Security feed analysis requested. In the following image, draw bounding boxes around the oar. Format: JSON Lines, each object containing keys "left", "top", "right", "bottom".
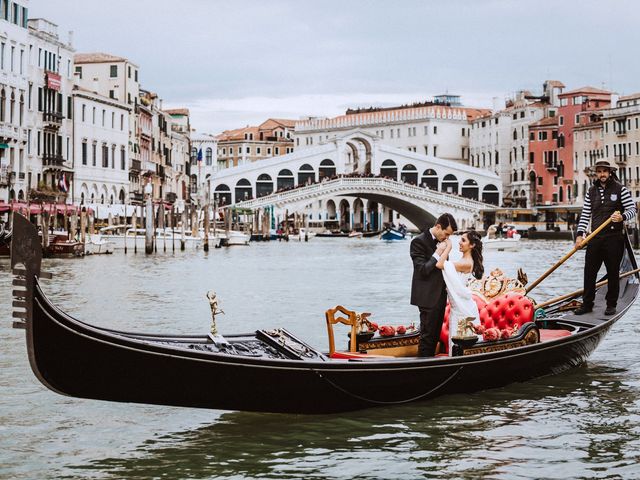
{"left": 525, "top": 215, "right": 616, "bottom": 294}
{"left": 535, "top": 267, "right": 640, "bottom": 310}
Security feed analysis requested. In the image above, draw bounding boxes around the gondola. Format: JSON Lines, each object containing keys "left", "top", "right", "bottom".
{"left": 9, "top": 212, "right": 639, "bottom": 414}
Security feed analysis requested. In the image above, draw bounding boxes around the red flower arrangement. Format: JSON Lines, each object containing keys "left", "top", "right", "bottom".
{"left": 473, "top": 323, "right": 520, "bottom": 342}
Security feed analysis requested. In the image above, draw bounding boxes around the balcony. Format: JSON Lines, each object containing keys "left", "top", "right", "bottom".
{"left": 42, "top": 153, "right": 65, "bottom": 168}
{"left": 545, "top": 161, "right": 558, "bottom": 172}
{"left": 165, "top": 192, "right": 177, "bottom": 203}
{"left": 616, "top": 129, "right": 627, "bottom": 137}
{"left": 614, "top": 154, "right": 628, "bottom": 164}
{"left": 130, "top": 159, "right": 141, "bottom": 172}
{"left": 129, "top": 191, "right": 144, "bottom": 203}
{"left": 42, "top": 111, "right": 63, "bottom": 128}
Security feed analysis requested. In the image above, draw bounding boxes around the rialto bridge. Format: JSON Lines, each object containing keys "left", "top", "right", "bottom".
{"left": 210, "top": 130, "right": 501, "bottom": 231}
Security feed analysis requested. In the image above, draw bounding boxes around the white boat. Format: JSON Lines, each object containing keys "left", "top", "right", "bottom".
{"left": 348, "top": 231, "right": 363, "bottom": 238}
{"left": 483, "top": 224, "right": 522, "bottom": 251}
{"left": 222, "top": 230, "right": 250, "bottom": 246}
{"left": 84, "top": 234, "right": 115, "bottom": 255}
{"left": 98, "top": 226, "right": 205, "bottom": 250}
{"left": 296, "top": 228, "right": 316, "bottom": 241}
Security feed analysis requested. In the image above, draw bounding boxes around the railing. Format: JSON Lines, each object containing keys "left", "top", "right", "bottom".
{"left": 43, "top": 111, "right": 63, "bottom": 126}
{"left": 616, "top": 129, "right": 627, "bottom": 137}
{"left": 235, "top": 176, "right": 492, "bottom": 211}
{"left": 545, "top": 161, "right": 558, "bottom": 171}
{"left": 130, "top": 159, "right": 142, "bottom": 171}
{"left": 42, "top": 153, "right": 65, "bottom": 167}
{"left": 615, "top": 154, "right": 628, "bottom": 164}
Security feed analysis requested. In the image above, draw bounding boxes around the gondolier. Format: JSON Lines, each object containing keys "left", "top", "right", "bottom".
{"left": 574, "top": 160, "right": 637, "bottom": 315}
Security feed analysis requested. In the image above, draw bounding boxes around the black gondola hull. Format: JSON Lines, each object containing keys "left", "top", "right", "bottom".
{"left": 28, "top": 282, "right": 623, "bottom": 414}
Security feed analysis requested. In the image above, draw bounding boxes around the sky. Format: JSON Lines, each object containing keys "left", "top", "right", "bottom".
{"left": 29, "top": 0, "right": 640, "bottom": 134}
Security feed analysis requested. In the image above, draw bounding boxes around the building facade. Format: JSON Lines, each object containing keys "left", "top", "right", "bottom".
{"left": 71, "top": 87, "right": 130, "bottom": 205}
{"left": 0, "top": 0, "right": 30, "bottom": 202}
{"left": 216, "top": 118, "right": 295, "bottom": 169}
{"left": 294, "top": 97, "right": 489, "bottom": 167}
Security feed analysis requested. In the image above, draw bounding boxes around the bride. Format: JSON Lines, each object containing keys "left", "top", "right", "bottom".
{"left": 435, "top": 231, "right": 484, "bottom": 355}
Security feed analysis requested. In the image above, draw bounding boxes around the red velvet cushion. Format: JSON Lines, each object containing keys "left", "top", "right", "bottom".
{"left": 440, "top": 294, "right": 487, "bottom": 353}
{"left": 480, "top": 292, "right": 534, "bottom": 330}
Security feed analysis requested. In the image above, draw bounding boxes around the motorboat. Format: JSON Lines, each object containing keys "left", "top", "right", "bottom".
{"left": 98, "top": 226, "right": 205, "bottom": 250}
{"left": 9, "top": 212, "right": 639, "bottom": 414}
{"left": 380, "top": 225, "right": 407, "bottom": 241}
{"left": 220, "top": 230, "right": 250, "bottom": 246}
{"left": 84, "top": 234, "right": 115, "bottom": 255}
{"left": 484, "top": 223, "right": 522, "bottom": 251}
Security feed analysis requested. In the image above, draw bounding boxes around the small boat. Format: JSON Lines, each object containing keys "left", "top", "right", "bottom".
{"left": 221, "top": 230, "right": 250, "bottom": 246}
{"left": 84, "top": 234, "right": 115, "bottom": 255}
{"left": 484, "top": 224, "right": 522, "bottom": 251}
{"left": 98, "top": 226, "right": 205, "bottom": 250}
{"left": 348, "top": 231, "right": 363, "bottom": 239}
{"left": 380, "top": 225, "right": 407, "bottom": 241}
{"left": 316, "top": 230, "right": 349, "bottom": 238}
{"left": 9, "top": 212, "right": 639, "bottom": 414}
{"left": 45, "top": 233, "right": 84, "bottom": 258}
{"left": 362, "top": 230, "right": 382, "bottom": 238}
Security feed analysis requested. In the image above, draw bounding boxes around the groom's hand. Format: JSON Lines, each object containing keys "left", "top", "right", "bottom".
{"left": 435, "top": 242, "right": 446, "bottom": 256}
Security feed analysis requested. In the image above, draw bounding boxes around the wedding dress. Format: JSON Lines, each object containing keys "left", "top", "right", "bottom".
{"left": 442, "top": 260, "right": 480, "bottom": 355}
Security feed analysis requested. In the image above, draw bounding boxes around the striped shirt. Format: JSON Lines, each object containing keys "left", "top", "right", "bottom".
{"left": 576, "top": 183, "right": 636, "bottom": 236}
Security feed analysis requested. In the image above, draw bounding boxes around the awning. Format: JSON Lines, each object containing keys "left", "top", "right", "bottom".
{"left": 0, "top": 143, "right": 9, "bottom": 149}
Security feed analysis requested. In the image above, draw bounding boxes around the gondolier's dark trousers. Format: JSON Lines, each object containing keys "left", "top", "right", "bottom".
{"left": 583, "top": 233, "right": 625, "bottom": 308}
{"left": 418, "top": 292, "right": 447, "bottom": 357}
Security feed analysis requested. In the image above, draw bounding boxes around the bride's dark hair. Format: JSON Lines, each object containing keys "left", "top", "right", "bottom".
{"left": 464, "top": 231, "right": 484, "bottom": 279}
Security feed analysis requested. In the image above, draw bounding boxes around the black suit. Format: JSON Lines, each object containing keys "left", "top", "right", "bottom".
{"left": 410, "top": 231, "right": 447, "bottom": 356}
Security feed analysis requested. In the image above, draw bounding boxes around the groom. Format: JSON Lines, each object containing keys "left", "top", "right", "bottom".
{"left": 410, "top": 213, "right": 457, "bottom": 357}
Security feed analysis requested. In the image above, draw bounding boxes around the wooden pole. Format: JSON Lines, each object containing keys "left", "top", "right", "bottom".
{"left": 203, "top": 203, "right": 210, "bottom": 252}
{"left": 181, "top": 207, "right": 186, "bottom": 251}
{"left": 145, "top": 195, "right": 154, "bottom": 255}
{"left": 535, "top": 268, "right": 640, "bottom": 310}
{"left": 525, "top": 216, "right": 616, "bottom": 294}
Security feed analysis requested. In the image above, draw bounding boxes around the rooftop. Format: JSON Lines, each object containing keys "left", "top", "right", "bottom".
{"left": 74, "top": 52, "right": 132, "bottom": 65}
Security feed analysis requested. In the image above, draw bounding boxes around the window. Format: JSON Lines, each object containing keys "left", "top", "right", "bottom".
{"left": 92, "top": 107, "right": 96, "bottom": 124}
{"left": 275, "top": 147, "right": 280, "bottom": 155}
{"left": 92, "top": 143, "right": 97, "bottom": 166}
{"left": 575, "top": 114, "right": 580, "bottom": 125}
{"left": 128, "top": 65, "right": 131, "bottom": 78}
{"left": 82, "top": 141, "right": 87, "bottom": 165}
{"left": 111, "top": 145, "right": 116, "bottom": 168}
{"left": 120, "top": 114, "right": 124, "bottom": 130}
{"left": 82, "top": 104, "right": 86, "bottom": 121}
{"left": 102, "top": 144, "right": 109, "bottom": 167}
{"left": 134, "top": 70, "right": 138, "bottom": 82}
{"left": 433, "top": 126, "right": 438, "bottom": 135}
{"left": 462, "top": 127, "right": 466, "bottom": 137}
{"left": 559, "top": 116, "right": 564, "bottom": 126}
{"left": 110, "top": 65, "right": 118, "bottom": 77}
{"left": 67, "top": 96, "right": 72, "bottom": 119}
{"left": 520, "top": 111, "right": 525, "bottom": 118}
{"left": 102, "top": 109, "right": 105, "bottom": 127}
{"left": 529, "top": 152, "right": 534, "bottom": 164}
{"left": 121, "top": 146, "right": 125, "bottom": 169}
{"left": 0, "top": 42, "right": 4, "bottom": 70}
{"left": 433, "top": 146, "right": 437, "bottom": 156}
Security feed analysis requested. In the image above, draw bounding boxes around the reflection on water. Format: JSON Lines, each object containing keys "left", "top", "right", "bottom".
{"left": 1, "top": 239, "right": 640, "bottom": 479}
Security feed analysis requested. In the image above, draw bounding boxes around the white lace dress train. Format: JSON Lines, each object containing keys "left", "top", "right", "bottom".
{"left": 442, "top": 261, "right": 480, "bottom": 355}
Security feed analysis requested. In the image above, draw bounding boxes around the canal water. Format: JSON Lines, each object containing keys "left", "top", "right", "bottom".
{"left": 1, "top": 238, "right": 640, "bottom": 479}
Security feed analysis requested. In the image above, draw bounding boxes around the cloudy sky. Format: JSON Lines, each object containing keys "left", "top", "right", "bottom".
{"left": 30, "top": 0, "right": 640, "bottom": 134}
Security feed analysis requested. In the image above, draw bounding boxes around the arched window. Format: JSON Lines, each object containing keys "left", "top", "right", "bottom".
{"left": 214, "top": 183, "right": 232, "bottom": 206}
{"left": 256, "top": 173, "right": 273, "bottom": 198}
{"left": 297, "top": 164, "right": 315, "bottom": 185}
{"left": 442, "top": 174, "right": 458, "bottom": 194}
{"left": 380, "top": 159, "right": 397, "bottom": 180}
{"left": 461, "top": 179, "right": 479, "bottom": 200}
{"left": 234, "top": 178, "right": 252, "bottom": 202}
{"left": 400, "top": 164, "right": 418, "bottom": 185}
{"left": 482, "top": 184, "right": 499, "bottom": 205}
{"left": 277, "top": 169, "right": 295, "bottom": 190}
{"left": 319, "top": 159, "right": 336, "bottom": 180}
{"left": 19, "top": 94, "right": 24, "bottom": 126}
{"left": 9, "top": 91, "right": 15, "bottom": 123}
{"left": 421, "top": 169, "right": 438, "bottom": 190}
{"left": 513, "top": 129, "right": 517, "bottom": 140}
{"left": 205, "top": 147, "right": 213, "bottom": 166}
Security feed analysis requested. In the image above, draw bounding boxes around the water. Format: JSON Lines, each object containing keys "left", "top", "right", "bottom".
{"left": 2, "top": 238, "right": 640, "bottom": 479}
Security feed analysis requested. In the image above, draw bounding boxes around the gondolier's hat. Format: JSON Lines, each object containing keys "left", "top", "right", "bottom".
{"left": 594, "top": 160, "right": 616, "bottom": 171}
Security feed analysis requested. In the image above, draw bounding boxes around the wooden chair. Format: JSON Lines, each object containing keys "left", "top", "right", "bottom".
{"left": 325, "top": 305, "right": 358, "bottom": 356}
